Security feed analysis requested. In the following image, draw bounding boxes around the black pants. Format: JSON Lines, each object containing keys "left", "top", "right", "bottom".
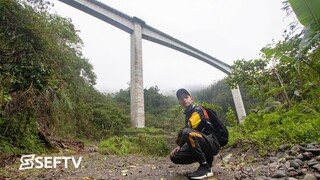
{"left": 170, "top": 128, "right": 220, "bottom": 164}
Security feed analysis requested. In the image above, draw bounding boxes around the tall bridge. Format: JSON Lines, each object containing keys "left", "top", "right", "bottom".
{"left": 58, "top": 0, "right": 247, "bottom": 126}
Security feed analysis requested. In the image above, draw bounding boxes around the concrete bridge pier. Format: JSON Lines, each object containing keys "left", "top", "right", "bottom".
{"left": 130, "top": 17, "right": 145, "bottom": 128}
{"left": 231, "top": 85, "right": 246, "bottom": 123}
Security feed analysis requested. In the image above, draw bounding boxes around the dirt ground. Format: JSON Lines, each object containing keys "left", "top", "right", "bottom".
{"left": 0, "top": 140, "right": 282, "bottom": 180}
{"left": 1, "top": 148, "right": 237, "bottom": 180}
{"left": 1, "top": 152, "right": 236, "bottom": 180}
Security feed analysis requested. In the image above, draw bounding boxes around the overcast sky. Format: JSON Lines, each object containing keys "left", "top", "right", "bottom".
{"left": 49, "top": 0, "right": 293, "bottom": 94}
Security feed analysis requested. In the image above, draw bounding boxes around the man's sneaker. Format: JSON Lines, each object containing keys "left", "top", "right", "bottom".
{"left": 188, "top": 163, "right": 213, "bottom": 179}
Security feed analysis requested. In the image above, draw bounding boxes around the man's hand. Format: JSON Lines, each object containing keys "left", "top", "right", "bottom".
{"left": 170, "top": 146, "right": 181, "bottom": 157}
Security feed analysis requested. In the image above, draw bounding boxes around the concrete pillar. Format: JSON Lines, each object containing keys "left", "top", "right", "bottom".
{"left": 130, "top": 17, "right": 145, "bottom": 128}
{"left": 231, "top": 85, "right": 246, "bottom": 123}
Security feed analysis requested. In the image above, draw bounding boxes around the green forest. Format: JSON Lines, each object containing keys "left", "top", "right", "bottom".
{"left": 0, "top": 0, "right": 319, "bottom": 158}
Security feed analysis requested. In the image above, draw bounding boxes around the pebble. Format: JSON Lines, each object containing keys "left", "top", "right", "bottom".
{"left": 271, "top": 170, "right": 287, "bottom": 178}
{"left": 302, "top": 152, "right": 314, "bottom": 160}
{"left": 306, "top": 149, "right": 320, "bottom": 156}
{"left": 297, "top": 154, "right": 304, "bottom": 160}
{"left": 312, "top": 164, "right": 320, "bottom": 172}
{"left": 269, "top": 156, "right": 279, "bottom": 163}
{"left": 269, "top": 162, "right": 278, "bottom": 170}
{"left": 288, "top": 170, "right": 299, "bottom": 177}
{"left": 289, "top": 160, "right": 300, "bottom": 169}
{"left": 307, "top": 159, "right": 318, "bottom": 167}
{"left": 306, "top": 144, "right": 316, "bottom": 149}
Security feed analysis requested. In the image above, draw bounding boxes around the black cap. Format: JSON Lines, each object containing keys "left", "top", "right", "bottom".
{"left": 176, "top": 88, "right": 191, "bottom": 99}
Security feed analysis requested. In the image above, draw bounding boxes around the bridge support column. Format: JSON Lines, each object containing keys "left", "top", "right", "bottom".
{"left": 130, "top": 17, "right": 145, "bottom": 128}
{"left": 231, "top": 85, "right": 246, "bottom": 123}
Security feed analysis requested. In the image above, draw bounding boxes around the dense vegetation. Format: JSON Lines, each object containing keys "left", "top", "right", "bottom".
{"left": 0, "top": 0, "right": 128, "bottom": 153}
{"left": 0, "top": 0, "right": 319, "bottom": 157}
{"left": 0, "top": 0, "right": 180, "bottom": 155}
{"left": 225, "top": 0, "right": 320, "bottom": 153}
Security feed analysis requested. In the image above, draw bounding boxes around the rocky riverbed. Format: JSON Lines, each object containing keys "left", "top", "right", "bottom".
{"left": 221, "top": 141, "right": 320, "bottom": 179}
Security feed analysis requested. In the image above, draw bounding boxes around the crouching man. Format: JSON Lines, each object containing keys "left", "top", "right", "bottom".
{"left": 170, "top": 88, "right": 220, "bottom": 179}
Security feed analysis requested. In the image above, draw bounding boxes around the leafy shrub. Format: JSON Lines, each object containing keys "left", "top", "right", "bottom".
{"left": 98, "top": 133, "right": 170, "bottom": 156}
{"left": 229, "top": 104, "right": 320, "bottom": 154}
{"left": 98, "top": 136, "right": 134, "bottom": 155}
{"left": 133, "top": 134, "right": 170, "bottom": 156}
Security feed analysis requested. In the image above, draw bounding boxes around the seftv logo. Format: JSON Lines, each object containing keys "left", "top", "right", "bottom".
{"left": 19, "top": 154, "right": 82, "bottom": 170}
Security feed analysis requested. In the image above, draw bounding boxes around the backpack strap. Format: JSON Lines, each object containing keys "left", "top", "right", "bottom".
{"left": 198, "top": 105, "right": 209, "bottom": 120}
{"left": 197, "top": 105, "right": 216, "bottom": 135}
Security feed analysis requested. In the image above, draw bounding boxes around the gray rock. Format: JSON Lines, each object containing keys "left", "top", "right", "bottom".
{"left": 312, "top": 164, "right": 320, "bottom": 172}
{"left": 303, "top": 152, "right": 314, "bottom": 160}
{"left": 291, "top": 145, "right": 305, "bottom": 154}
{"left": 279, "top": 163, "right": 288, "bottom": 170}
{"left": 294, "top": 158, "right": 303, "bottom": 165}
{"left": 285, "top": 156, "right": 296, "bottom": 160}
{"left": 306, "top": 144, "right": 316, "bottom": 149}
{"left": 288, "top": 170, "right": 299, "bottom": 177}
{"left": 303, "top": 173, "right": 317, "bottom": 180}
{"left": 269, "top": 156, "right": 279, "bottom": 163}
{"left": 307, "top": 159, "right": 318, "bottom": 167}
{"left": 297, "top": 153, "right": 304, "bottom": 160}
{"left": 305, "top": 148, "right": 320, "bottom": 156}
{"left": 276, "top": 151, "right": 287, "bottom": 158}
{"left": 289, "top": 160, "right": 300, "bottom": 169}
{"left": 288, "top": 167, "right": 295, "bottom": 171}
{"left": 271, "top": 170, "right": 287, "bottom": 178}
{"left": 269, "top": 162, "right": 278, "bottom": 170}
